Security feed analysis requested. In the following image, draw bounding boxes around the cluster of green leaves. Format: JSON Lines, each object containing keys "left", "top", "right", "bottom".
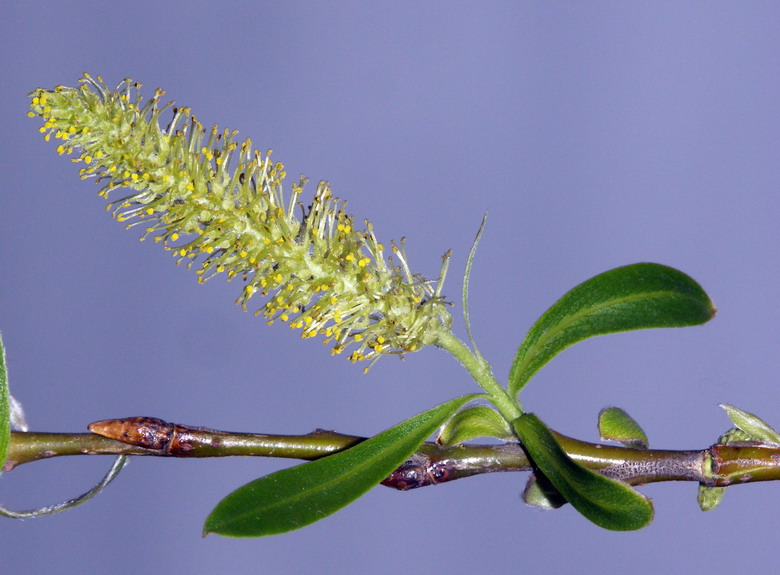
{"left": 204, "top": 262, "right": 715, "bottom": 536}
{"left": 504, "top": 263, "right": 713, "bottom": 530}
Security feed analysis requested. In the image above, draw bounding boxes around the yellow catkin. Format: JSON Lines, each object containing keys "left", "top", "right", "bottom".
{"left": 28, "top": 74, "right": 453, "bottom": 366}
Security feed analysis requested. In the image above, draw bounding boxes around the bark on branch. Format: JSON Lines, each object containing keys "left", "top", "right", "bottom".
{"left": 5, "top": 416, "right": 780, "bottom": 491}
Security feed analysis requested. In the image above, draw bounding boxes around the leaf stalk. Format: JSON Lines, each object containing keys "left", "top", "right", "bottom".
{"left": 434, "top": 329, "right": 523, "bottom": 421}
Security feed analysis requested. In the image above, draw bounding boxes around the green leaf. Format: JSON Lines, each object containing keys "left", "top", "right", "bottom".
{"left": 719, "top": 404, "right": 780, "bottom": 444}
{"left": 697, "top": 484, "right": 727, "bottom": 512}
{"left": 598, "top": 407, "right": 649, "bottom": 449}
{"left": 0, "top": 334, "right": 10, "bottom": 471}
{"left": 508, "top": 263, "right": 715, "bottom": 396}
{"left": 204, "top": 394, "right": 479, "bottom": 537}
{"left": 436, "top": 405, "right": 513, "bottom": 446}
{"left": 522, "top": 473, "right": 568, "bottom": 510}
{"left": 512, "top": 413, "right": 654, "bottom": 531}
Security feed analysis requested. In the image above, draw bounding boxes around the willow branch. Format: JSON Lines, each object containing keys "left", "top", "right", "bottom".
{"left": 5, "top": 417, "right": 780, "bottom": 490}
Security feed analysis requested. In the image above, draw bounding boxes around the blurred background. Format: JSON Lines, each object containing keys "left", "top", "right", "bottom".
{"left": 1, "top": 2, "right": 779, "bottom": 573}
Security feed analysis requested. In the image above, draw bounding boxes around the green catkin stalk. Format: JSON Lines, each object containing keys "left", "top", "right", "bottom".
{"left": 29, "top": 74, "right": 452, "bottom": 369}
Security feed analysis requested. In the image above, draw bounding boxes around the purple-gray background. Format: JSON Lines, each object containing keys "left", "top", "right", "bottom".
{"left": 2, "top": 2, "right": 779, "bottom": 573}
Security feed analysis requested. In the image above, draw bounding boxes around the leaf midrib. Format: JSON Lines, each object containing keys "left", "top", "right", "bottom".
{"left": 515, "top": 287, "right": 699, "bottom": 389}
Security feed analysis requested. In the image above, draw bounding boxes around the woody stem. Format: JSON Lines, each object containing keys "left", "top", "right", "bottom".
{"left": 7, "top": 424, "right": 780, "bottom": 490}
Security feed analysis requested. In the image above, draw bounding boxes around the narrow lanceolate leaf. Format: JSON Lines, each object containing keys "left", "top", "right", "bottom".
{"left": 436, "top": 405, "right": 513, "bottom": 446}
{"left": 598, "top": 407, "right": 649, "bottom": 449}
{"left": 512, "top": 413, "right": 654, "bottom": 531}
{"left": 0, "top": 334, "right": 10, "bottom": 471}
{"left": 204, "top": 394, "right": 478, "bottom": 537}
{"left": 508, "top": 263, "right": 715, "bottom": 396}
{"left": 462, "top": 213, "right": 488, "bottom": 360}
{"left": 719, "top": 404, "right": 780, "bottom": 444}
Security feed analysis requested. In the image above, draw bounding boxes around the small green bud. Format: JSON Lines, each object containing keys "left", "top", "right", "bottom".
{"left": 598, "top": 406, "right": 649, "bottom": 449}
{"left": 697, "top": 427, "right": 751, "bottom": 512}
